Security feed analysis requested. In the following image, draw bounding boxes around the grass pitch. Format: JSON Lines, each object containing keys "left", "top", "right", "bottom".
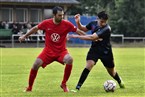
{"left": 0, "top": 47, "right": 144, "bottom": 97}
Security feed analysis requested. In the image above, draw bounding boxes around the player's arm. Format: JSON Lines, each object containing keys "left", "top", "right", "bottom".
{"left": 19, "top": 25, "right": 39, "bottom": 42}
{"left": 74, "top": 14, "right": 88, "bottom": 32}
{"left": 70, "top": 26, "right": 110, "bottom": 41}
{"left": 69, "top": 33, "right": 99, "bottom": 41}
{"left": 75, "top": 28, "right": 86, "bottom": 35}
{"left": 67, "top": 28, "right": 86, "bottom": 41}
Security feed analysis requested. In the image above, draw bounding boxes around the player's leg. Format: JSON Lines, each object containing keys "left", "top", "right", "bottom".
{"left": 62, "top": 54, "right": 73, "bottom": 84}
{"left": 76, "top": 60, "right": 95, "bottom": 90}
{"left": 105, "top": 67, "right": 125, "bottom": 88}
{"left": 75, "top": 49, "right": 98, "bottom": 91}
{"left": 106, "top": 66, "right": 125, "bottom": 88}
{"left": 101, "top": 58, "right": 125, "bottom": 88}
{"left": 57, "top": 53, "right": 73, "bottom": 92}
{"left": 25, "top": 58, "right": 43, "bottom": 92}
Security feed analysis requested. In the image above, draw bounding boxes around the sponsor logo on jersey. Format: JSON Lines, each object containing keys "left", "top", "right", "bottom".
{"left": 51, "top": 33, "right": 60, "bottom": 42}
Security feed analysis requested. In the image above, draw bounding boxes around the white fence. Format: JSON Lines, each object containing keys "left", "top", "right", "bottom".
{"left": 11, "top": 34, "right": 45, "bottom": 48}
{"left": 11, "top": 34, "right": 145, "bottom": 48}
{"left": 111, "top": 34, "right": 145, "bottom": 44}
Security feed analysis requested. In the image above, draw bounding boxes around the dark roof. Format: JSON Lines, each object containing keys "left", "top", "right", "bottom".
{"left": 0, "top": 0, "right": 80, "bottom": 4}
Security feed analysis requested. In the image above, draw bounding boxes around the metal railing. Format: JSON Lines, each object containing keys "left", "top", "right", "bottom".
{"left": 11, "top": 34, "right": 45, "bottom": 48}
{"left": 11, "top": 34, "right": 145, "bottom": 48}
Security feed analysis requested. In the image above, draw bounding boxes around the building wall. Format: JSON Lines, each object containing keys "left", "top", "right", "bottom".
{"left": 0, "top": 4, "right": 68, "bottom": 24}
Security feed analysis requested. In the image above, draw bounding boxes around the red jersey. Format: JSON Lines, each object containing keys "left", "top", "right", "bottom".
{"left": 38, "top": 18, "right": 77, "bottom": 53}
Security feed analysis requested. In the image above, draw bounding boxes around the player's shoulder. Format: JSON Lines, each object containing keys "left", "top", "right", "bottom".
{"left": 62, "top": 19, "right": 72, "bottom": 24}
{"left": 89, "top": 20, "right": 97, "bottom": 24}
{"left": 92, "top": 20, "right": 98, "bottom": 23}
{"left": 106, "top": 24, "right": 111, "bottom": 31}
{"left": 42, "top": 18, "right": 53, "bottom": 23}
{"left": 87, "top": 20, "right": 98, "bottom": 27}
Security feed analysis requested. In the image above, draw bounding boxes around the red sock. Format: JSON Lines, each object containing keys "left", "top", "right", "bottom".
{"left": 28, "top": 68, "right": 38, "bottom": 89}
{"left": 62, "top": 64, "right": 72, "bottom": 85}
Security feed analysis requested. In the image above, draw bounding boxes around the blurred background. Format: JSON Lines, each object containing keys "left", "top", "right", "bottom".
{"left": 0, "top": 0, "right": 144, "bottom": 48}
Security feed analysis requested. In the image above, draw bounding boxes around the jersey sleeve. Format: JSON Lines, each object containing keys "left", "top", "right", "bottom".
{"left": 96, "top": 25, "right": 111, "bottom": 38}
{"left": 67, "top": 21, "right": 77, "bottom": 32}
{"left": 86, "top": 22, "right": 93, "bottom": 30}
{"left": 38, "top": 20, "right": 47, "bottom": 30}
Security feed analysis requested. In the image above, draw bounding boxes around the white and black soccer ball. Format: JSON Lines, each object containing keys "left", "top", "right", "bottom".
{"left": 103, "top": 80, "right": 116, "bottom": 92}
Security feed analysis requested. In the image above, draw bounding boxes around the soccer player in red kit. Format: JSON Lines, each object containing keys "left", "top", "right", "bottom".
{"left": 19, "top": 6, "right": 85, "bottom": 92}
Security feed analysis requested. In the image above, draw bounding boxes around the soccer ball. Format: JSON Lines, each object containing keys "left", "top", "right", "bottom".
{"left": 103, "top": 80, "right": 116, "bottom": 92}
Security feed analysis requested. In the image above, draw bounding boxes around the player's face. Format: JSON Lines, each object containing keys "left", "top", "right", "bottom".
{"left": 54, "top": 11, "right": 64, "bottom": 23}
{"left": 98, "top": 19, "right": 107, "bottom": 27}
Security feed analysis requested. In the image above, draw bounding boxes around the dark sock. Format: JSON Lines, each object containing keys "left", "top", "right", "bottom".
{"left": 76, "top": 68, "right": 90, "bottom": 90}
{"left": 113, "top": 72, "right": 121, "bottom": 84}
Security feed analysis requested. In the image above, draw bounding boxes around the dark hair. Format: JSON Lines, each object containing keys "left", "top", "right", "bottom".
{"left": 97, "top": 11, "right": 108, "bottom": 20}
{"left": 52, "top": 6, "right": 63, "bottom": 15}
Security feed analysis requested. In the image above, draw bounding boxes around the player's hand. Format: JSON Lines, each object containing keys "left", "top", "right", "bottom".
{"left": 74, "top": 14, "right": 80, "bottom": 23}
{"left": 66, "top": 34, "right": 70, "bottom": 40}
{"left": 19, "top": 35, "right": 26, "bottom": 42}
{"left": 94, "top": 38, "right": 103, "bottom": 42}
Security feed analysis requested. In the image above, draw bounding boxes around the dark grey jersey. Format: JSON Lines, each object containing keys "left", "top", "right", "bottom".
{"left": 86, "top": 21, "right": 111, "bottom": 49}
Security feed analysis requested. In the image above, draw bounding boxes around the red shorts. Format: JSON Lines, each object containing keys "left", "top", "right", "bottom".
{"left": 37, "top": 48, "right": 68, "bottom": 68}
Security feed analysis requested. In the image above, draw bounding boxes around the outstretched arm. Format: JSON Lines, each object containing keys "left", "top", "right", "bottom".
{"left": 71, "top": 25, "right": 110, "bottom": 41}
{"left": 75, "top": 28, "right": 86, "bottom": 35}
{"left": 19, "top": 26, "right": 39, "bottom": 42}
{"left": 69, "top": 33, "right": 100, "bottom": 41}
{"left": 67, "top": 28, "right": 86, "bottom": 41}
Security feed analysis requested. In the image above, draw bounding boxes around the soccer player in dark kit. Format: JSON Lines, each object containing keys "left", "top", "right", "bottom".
{"left": 19, "top": 6, "right": 85, "bottom": 92}
{"left": 69, "top": 11, "right": 125, "bottom": 91}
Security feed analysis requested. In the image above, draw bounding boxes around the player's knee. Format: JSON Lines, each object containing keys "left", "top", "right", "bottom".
{"left": 86, "top": 64, "right": 94, "bottom": 70}
{"left": 86, "top": 60, "right": 95, "bottom": 70}
{"left": 65, "top": 56, "right": 73, "bottom": 64}
{"left": 32, "top": 63, "right": 41, "bottom": 70}
{"left": 32, "top": 58, "right": 43, "bottom": 70}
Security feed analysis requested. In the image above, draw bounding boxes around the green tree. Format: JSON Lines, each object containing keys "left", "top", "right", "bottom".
{"left": 68, "top": 0, "right": 115, "bottom": 15}
{"left": 109, "top": 0, "right": 145, "bottom": 37}
{"left": 69, "top": 0, "right": 145, "bottom": 37}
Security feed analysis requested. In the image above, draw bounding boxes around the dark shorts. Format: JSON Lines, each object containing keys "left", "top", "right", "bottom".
{"left": 86, "top": 47, "right": 114, "bottom": 68}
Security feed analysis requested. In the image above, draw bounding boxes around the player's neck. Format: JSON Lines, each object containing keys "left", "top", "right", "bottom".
{"left": 53, "top": 18, "right": 61, "bottom": 25}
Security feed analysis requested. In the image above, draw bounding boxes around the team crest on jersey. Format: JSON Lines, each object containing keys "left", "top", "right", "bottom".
{"left": 51, "top": 33, "right": 60, "bottom": 42}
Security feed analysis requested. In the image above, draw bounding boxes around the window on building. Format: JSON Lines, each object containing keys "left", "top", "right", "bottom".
{"left": 15, "top": 8, "right": 27, "bottom": 23}
{"left": 44, "top": 9, "right": 53, "bottom": 19}
{"left": 0, "top": 8, "right": 13, "bottom": 22}
{"left": 30, "top": 9, "right": 42, "bottom": 23}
